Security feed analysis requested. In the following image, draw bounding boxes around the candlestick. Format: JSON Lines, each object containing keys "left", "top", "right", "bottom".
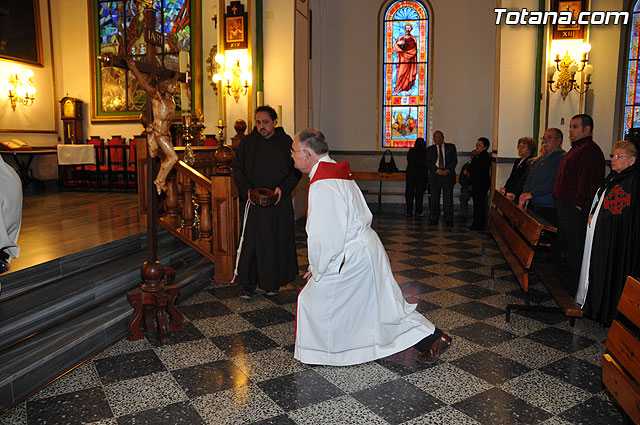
{"left": 277, "top": 105, "right": 282, "bottom": 127}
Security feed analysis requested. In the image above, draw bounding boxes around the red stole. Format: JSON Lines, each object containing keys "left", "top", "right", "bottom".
{"left": 306, "top": 161, "right": 354, "bottom": 219}
{"left": 309, "top": 161, "right": 354, "bottom": 185}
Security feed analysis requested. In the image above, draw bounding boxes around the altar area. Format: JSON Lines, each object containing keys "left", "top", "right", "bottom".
{"left": 4, "top": 191, "right": 143, "bottom": 275}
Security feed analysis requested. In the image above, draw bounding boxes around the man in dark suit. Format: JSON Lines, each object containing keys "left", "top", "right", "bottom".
{"left": 426, "top": 130, "right": 458, "bottom": 226}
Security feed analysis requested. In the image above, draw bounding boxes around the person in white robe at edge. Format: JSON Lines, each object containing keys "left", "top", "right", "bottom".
{"left": 0, "top": 154, "right": 23, "bottom": 276}
{"left": 291, "top": 128, "right": 452, "bottom": 366}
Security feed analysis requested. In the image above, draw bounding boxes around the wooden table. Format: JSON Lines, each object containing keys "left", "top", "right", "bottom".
{"left": 353, "top": 171, "right": 406, "bottom": 211}
{"left": 0, "top": 148, "right": 57, "bottom": 191}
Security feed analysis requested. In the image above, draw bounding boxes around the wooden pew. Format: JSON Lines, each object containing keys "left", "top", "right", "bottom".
{"left": 353, "top": 171, "right": 406, "bottom": 211}
{"left": 353, "top": 171, "right": 459, "bottom": 212}
{"left": 488, "top": 190, "right": 583, "bottom": 325}
{"left": 602, "top": 276, "right": 640, "bottom": 424}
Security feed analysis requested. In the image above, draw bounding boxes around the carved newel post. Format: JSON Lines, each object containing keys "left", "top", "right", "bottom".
{"left": 210, "top": 120, "right": 239, "bottom": 282}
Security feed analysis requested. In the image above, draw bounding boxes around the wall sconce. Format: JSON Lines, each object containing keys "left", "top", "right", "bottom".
{"left": 548, "top": 42, "right": 593, "bottom": 100}
{"left": 211, "top": 52, "right": 251, "bottom": 103}
{"left": 7, "top": 69, "right": 36, "bottom": 110}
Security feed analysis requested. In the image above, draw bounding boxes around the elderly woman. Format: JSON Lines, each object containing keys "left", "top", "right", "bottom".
{"left": 499, "top": 136, "right": 536, "bottom": 202}
{"left": 576, "top": 140, "right": 640, "bottom": 324}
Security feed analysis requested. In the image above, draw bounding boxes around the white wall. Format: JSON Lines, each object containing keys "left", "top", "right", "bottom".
{"left": 494, "top": 0, "right": 539, "bottom": 190}
{"left": 587, "top": 0, "right": 624, "bottom": 153}
{"left": 262, "top": 0, "right": 295, "bottom": 135}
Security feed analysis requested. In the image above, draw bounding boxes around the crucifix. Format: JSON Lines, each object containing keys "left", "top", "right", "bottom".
{"left": 99, "top": 6, "right": 187, "bottom": 345}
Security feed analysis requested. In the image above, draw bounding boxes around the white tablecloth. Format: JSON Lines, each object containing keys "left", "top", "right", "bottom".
{"left": 57, "top": 145, "right": 96, "bottom": 165}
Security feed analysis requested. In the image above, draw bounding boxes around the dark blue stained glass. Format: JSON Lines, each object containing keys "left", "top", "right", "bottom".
{"left": 99, "top": 2, "right": 124, "bottom": 53}
{"left": 163, "top": 0, "right": 190, "bottom": 52}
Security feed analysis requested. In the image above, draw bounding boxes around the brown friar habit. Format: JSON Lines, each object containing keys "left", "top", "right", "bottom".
{"left": 232, "top": 126, "right": 301, "bottom": 291}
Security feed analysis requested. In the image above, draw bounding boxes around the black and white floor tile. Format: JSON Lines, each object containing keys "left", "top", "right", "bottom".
{"left": 0, "top": 210, "right": 626, "bottom": 424}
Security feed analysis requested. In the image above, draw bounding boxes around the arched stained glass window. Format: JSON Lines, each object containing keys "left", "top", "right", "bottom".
{"left": 381, "top": 0, "right": 429, "bottom": 148}
{"left": 623, "top": 1, "right": 640, "bottom": 133}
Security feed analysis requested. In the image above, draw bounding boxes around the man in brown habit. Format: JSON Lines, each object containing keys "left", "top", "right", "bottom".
{"left": 232, "top": 106, "right": 301, "bottom": 299}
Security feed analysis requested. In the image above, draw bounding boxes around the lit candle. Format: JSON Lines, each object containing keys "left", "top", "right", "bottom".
{"left": 218, "top": 119, "right": 223, "bottom": 127}
{"left": 179, "top": 51, "right": 190, "bottom": 113}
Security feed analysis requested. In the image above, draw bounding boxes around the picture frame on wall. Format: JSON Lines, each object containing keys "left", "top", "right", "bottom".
{"left": 88, "top": 0, "right": 202, "bottom": 122}
{"left": 552, "top": 0, "right": 587, "bottom": 40}
{"left": 0, "top": 0, "right": 44, "bottom": 66}
{"left": 224, "top": 1, "right": 248, "bottom": 50}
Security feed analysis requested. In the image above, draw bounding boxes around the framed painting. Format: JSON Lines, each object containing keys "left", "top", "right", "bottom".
{"left": 224, "top": 1, "right": 248, "bottom": 50}
{"left": 552, "top": 0, "right": 587, "bottom": 40}
{"left": 0, "top": 0, "right": 44, "bottom": 66}
{"left": 88, "top": 0, "right": 202, "bottom": 122}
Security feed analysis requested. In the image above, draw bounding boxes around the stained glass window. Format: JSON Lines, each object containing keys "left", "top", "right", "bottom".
{"left": 381, "top": 0, "right": 429, "bottom": 148}
{"left": 623, "top": 1, "right": 640, "bottom": 133}
{"left": 92, "top": 0, "right": 192, "bottom": 120}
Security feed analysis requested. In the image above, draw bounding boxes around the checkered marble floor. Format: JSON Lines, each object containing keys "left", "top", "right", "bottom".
{"left": 1, "top": 211, "right": 626, "bottom": 425}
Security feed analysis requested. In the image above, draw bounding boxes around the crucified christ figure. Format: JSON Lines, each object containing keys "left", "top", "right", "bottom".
{"left": 126, "top": 58, "right": 179, "bottom": 195}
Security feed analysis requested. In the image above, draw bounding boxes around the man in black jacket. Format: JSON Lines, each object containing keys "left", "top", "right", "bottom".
{"left": 469, "top": 137, "right": 491, "bottom": 230}
{"left": 426, "top": 131, "right": 458, "bottom": 226}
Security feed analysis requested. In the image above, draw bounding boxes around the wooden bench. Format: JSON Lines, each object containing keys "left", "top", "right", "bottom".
{"left": 353, "top": 171, "right": 407, "bottom": 211}
{"left": 602, "top": 276, "right": 640, "bottom": 424}
{"left": 353, "top": 171, "right": 459, "bottom": 212}
{"left": 488, "top": 190, "right": 583, "bottom": 326}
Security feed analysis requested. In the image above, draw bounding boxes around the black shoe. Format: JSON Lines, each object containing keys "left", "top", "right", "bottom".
{"left": 445, "top": 221, "right": 454, "bottom": 227}
{"left": 265, "top": 290, "right": 279, "bottom": 297}
{"left": 0, "top": 260, "right": 8, "bottom": 274}
{"left": 429, "top": 220, "right": 438, "bottom": 225}
{"left": 406, "top": 212, "right": 412, "bottom": 217}
{"left": 416, "top": 212, "right": 424, "bottom": 217}
{"left": 416, "top": 334, "right": 452, "bottom": 364}
{"left": 239, "top": 289, "right": 254, "bottom": 300}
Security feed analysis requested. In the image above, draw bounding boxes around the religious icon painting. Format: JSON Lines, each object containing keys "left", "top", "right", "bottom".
{"left": 551, "top": 0, "right": 586, "bottom": 40}
{"left": 224, "top": 1, "right": 248, "bottom": 50}
{"left": 90, "top": 0, "right": 199, "bottom": 121}
{"left": 381, "top": 0, "right": 429, "bottom": 148}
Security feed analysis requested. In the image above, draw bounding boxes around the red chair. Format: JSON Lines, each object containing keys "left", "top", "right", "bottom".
{"left": 85, "top": 136, "right": 106, "bottom": 190}
{"left": 203, "top": 134, "right": 217, "bottom": 146}
{"left": 105, "top": 136, "right": 128, "bottom": 191}
{"left": 127, "top": 136, "right": 143, "bottom": 191}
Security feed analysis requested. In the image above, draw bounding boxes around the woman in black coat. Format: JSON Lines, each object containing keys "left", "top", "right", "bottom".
{"left": 405, "top": 138, "right": 428, "bottom": 216}
{"left": 499, "top": 136, "right": 536, "bottom": 202}
{"left": 469, "top": 137, "right": 491, "bottom": 230}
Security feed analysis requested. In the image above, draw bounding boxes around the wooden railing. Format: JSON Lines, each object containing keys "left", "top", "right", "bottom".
{"left": 136, "top": 143, "right": 240, "bottom": 283}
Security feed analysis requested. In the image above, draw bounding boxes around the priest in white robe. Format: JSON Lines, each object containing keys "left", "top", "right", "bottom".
{"left": 291, "top": 128, "right": 451, "bottom": 366}
{"left": 0, "top": 155, "right": 23, "bottom": 274}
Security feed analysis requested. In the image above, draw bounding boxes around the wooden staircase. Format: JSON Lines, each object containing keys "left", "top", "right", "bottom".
{"left": 136, "top": 144, "right": 240, "bottom": 284}
{"left": 0, "top": 229, "right": 212, "bottom": 410}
